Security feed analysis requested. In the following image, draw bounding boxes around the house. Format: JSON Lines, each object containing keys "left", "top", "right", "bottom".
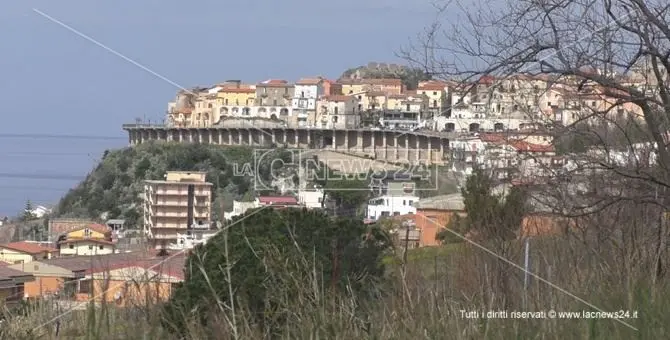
{"left": 367, "top": 182, "right": 419, "bottom": 221}
{"left": 6, "top": 260, "right": 74, "bottom": 298}
{"left": 223, "top": 201, "right": 258, "bottom": 221}
{"left": 316, "top": 95, "right": 360, "bottom": 129}
{"left": 64, "top": 224, "right": 112, "bottom": 241}
{"left": 47, "top": 218, "right": 97, "bottom": 241}
{"left": 28, "top": 205, "right": 52, "bottom": 218}
{"left": 254, "top": 79, "right": 294, "bottom": 122}
{"left": 0, "top": 267, "right": 34, "bottom": 303}
{"left": 216, "top": 81, "right": 256, "bottom": 117}
{"left": 340, "top": 78, "right": 404, "bottom": 96}
{"left": 417, "top": 81, "right": 448, "bottom": 113}
{"left": 297, "top": 188, "right": 325, "bottom": 209}
{"left": 0, "top": 242, "right": 58, "bottom": 264}
{"left": 58, "top": 238, "right": 116, "bottom": 256}
{"left": 224, "top": 196, "right": 302, "bottom": 221}
{"left": 257, "top": 196, "right": 300, "bottom": 208}
{"left": 414, "top": 194, "right": 466, "bottom": 246}
{"left": 293, "top": 78, "right": 325, "bottom": 127}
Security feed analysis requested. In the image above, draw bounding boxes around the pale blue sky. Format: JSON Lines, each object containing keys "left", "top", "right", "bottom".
{"left": 0, "top": 1, "right": 442, "bottom": 216}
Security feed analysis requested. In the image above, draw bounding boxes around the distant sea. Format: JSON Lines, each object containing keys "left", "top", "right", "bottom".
{"left": 0, "top": 135, "right": 126, "bottom": 217}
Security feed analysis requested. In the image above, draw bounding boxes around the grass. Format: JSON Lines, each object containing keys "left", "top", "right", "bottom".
{"left": 1, "top": 234, "right": 669, "bottom": 339}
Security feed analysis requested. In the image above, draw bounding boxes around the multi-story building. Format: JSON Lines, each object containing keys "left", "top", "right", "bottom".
{"left": 316, "top": 95, "right": 360, "bottom": 129}
{"left": 367, "top": 181, "right": 420, "bottom": 221}
{"left": 254, "top": 79, "right": 294, "bottom": 121}
{"left": 293, "top": 78, "right": 325, "bottom": 127}
{"left": 216, "top": 81, "right": 256, "bottom": 117}
{"left": 417, "top": 81, "right": 448, "bottom": 114}
{"left": 143, "top": 171, "right": 213, "bottom": 248}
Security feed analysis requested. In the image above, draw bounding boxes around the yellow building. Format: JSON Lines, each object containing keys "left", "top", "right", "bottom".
{"left": 59, "top": 239, "right": 116, "bottom": 256}
{"left": 65, "top": 224, "right": 111, "bottom": 240}
{"left": 217, "top": 85, "right": 256, "bottom": 116}
{"left": 386, "top": 93, "right": 428, "bottom": 112}
{"left": 417, "top": 81, "right": 447, "bottom": 112}
{"left": 0, "top": 242, "right": 58, "bottom": 264}
{"left": 143, "top": 171, "right": 213, "bottom": 248}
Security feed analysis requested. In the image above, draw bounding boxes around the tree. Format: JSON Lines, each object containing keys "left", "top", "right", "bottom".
{"left": 22, "top": 200, "right": 36, "bottom": 221}
{"left": 403, "top": 0, "right": 670, "bottom": 311}
{"left": 162, "top": 208, "right": 392, "bottom": 337}
{"left": 437, "top": 169, "right": 526, "bottom": 243}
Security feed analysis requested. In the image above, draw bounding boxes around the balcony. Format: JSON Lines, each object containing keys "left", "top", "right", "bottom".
{"left": 153, "top": 189, "right": 186, "bottom": 195}
{"left": 191, "top": 223, "right": 212, "bottom": 230}
{"left": 152, "top": 201, "right": 188, "bottom": 207}
{"left": 154, "top": 211, "right": 188, "bottom": 217}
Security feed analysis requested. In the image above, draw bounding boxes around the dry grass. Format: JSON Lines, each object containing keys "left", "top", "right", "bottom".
{"left": 1, "top": 230, "right": 667, "bottom": 340}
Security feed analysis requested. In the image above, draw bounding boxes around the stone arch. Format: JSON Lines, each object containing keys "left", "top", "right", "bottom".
{"left": 469, "top": 123, "right": 480, "bottom": 132}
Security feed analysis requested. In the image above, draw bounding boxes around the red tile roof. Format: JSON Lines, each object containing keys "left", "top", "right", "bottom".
{"left": 296, "top": 78, "right": 323, "bottom": 85}
{"left": 219, "top": 87, "right": 255, "bottom": 94}
{"left": 418, "top": 81, "right": 447, "bottom": 91}
{"left": 478, "top": 75, "right": 495, "bottom": 84}
{"left": 509, "top": 140, "right": 555, "bottom": 153}
{"left": 258, "top": 196, "right": 299, "bottom": 205}
{"left": 0, "top": 242, "right": 58, "bottom": 255}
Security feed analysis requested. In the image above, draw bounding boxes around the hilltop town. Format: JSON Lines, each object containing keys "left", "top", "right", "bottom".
{"left": 0, "top": 60, "right": 663, "bottom": 337}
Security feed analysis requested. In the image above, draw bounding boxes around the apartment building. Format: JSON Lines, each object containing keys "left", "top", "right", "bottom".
{"left": 143, "top": 171, "right": 213, "bottom": 248}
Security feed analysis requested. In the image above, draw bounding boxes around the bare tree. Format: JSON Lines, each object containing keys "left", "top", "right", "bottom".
{"left": 402, "top": 0, "right": 670, "bottom": 306}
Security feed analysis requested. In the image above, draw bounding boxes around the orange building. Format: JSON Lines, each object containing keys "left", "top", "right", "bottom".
{"left": 414, "top": 194, "right": 466, "bottom": 246}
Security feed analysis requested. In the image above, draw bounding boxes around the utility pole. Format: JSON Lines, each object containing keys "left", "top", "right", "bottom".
{"left": 522, "top": 237, "right": 531, "bottom": 310}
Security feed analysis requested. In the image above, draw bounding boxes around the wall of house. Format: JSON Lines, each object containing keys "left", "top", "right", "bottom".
{"left": 23, "top": 276, "right": 64, "bottom": 298}
{"left": 0, "top": 285, "right": 23, "bottom": 302}
{"left": 60, "top": 243, "right": 115, "bottom": 256}
{"left": 67, "top": 229, "right": 106, "bottom": 240}
{"left": 415, "top": 209, "right": 464, "bottom": 246}
{"left": 75, "top": 279, "right": 177, "bottom": 307}
{"left": 0, "top": 250, "right": 35, "bottom": 264}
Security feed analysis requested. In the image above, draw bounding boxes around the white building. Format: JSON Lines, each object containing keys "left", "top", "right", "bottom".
{"left": 298, "top": 189, "right": 325, "bottom": 209}
{"left": 316, "top": 95, "right": 360, "bottom": 129}
{"left": 58, "top": 238, "right": 116, "bottom": 256}
{"left": 292, "top": 78, "right": 325, "bottom": 127}
{"left": 367, "top": 195, "right": 419, "bottom": 220}
{"left": 28, "top": 205, "right": 52, "bottom": 218}
{"left": 223, "top": 201, "right": 257, "bottom": 221}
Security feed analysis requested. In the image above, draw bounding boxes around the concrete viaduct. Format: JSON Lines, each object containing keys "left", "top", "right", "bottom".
{"left": 123, "top": 122, "right": 457, "bottom": 166}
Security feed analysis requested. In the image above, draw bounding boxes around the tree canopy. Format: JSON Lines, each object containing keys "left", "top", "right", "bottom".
{"left": 438, "top": 169, "right": 527, "bottom": 244}
{"left": 163, "top": 207, "right": 392, "bottom": 336}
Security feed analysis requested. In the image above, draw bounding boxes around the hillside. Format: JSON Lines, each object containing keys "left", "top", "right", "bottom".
{"left": 339, "top": 62, "right": 432, "bottom": 90}
{"left": 55, "top": 142, "right": 294, "bottom": 228}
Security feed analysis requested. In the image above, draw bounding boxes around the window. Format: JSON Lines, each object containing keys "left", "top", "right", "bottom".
{"left": 84, "top": 228, "right": 91, "bottom": 237}
{"left": 263, "top": 87, "right": 267, "bottom": 94}
{"left": 301, "top": 91, "right": 305, "bottom": 97}
{"left": 406, "top": 104, "right": 411, "bottom": 111}
{"left": 225, "top": 98, "right": 229, "bottom": 105}
{"left": 433, "top": 91, "right": 437, "bottom": 95}
{"left": 284, "top": 87, "right": 288, "bottom": 95}
{"left": 79, "top": 279, "right": 92, "bottom": 294}
{"left": 99, "top": 245, "right": 104, "bottom": 250}
{"left": 88, "top": 245, "right": 93, "bottom": 250}
{"left": 69, "top": 244, "right": 74, "bottom": 249}
{"left": 273, "top": 99, "right": 277, "bottom": 106}
{"left": 334, "top": 107, "right": 338, "bottom": 114}
{"left": 349, "top": 90, "right": 353, "bottom": 94}
{"left": 409, "top": 200, "right": 414, "bottom": 206}
{"left": 403, "top": 200, "right": 407, "bottom": 205}
{"left": 591, "top": 101, "right": 596, "bottom": 107}
{"left": 547, "top": 102, "right": 551, "bottom": 107}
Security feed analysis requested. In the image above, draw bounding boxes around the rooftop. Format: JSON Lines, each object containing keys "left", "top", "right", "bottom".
{"left": 414, "top": 194, "right": 465, "bottom": 211}
{"left": 0, "top": 241, "right": 58, "bottom": 255}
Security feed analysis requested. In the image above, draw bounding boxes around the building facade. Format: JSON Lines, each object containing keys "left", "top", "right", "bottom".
{"left": 254, "top": 79, "right": 294, "bottom": 122}
{"left": 316, "top": 95, "right": 360, "bottom": 129}
{"left": 143, "top": 171, "right": 213, "bottom": 248}
{"left": 293, "top": 78, "right": 325, "bottom": 127}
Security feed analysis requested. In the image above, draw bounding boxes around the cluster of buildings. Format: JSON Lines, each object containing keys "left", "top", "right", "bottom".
{"left": 0, "top": 218, "right": 183, "bottom": 308}
{"left": 165, "top": 63, "right": 651, "bottom": 133}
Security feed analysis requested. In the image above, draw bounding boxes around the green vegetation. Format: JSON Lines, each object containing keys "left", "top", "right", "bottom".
{"left": 55, "top": 142, "right": 294, "bottom": 227}
{"left": 438, "top": 169, "right": 526, "bottom": 244}
{"left": 163, "top": 208, "right": 392, "bottom": 337}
